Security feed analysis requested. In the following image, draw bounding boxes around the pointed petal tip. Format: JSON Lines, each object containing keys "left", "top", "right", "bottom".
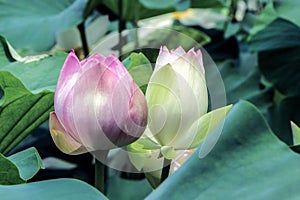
{"left": 187, "top": 47, "right": 202, "bottom": 57}
{"left": 196, "top": 48, "right": 202, "bottom": 55}
{"left": 67, "top": 49, "right": 78, "bottom": 62}
{"left": 58, "top": 49, "right": 80, "bottom": 79}
{"left": 176, "top": 46, "right": 185, "bottom": 51}
{"left": 105, "top": 54, "right": 128, "bottom": 77}
{"left": 161, "top": 46, "right": 169, "bottom": 52}
{"left": 80, "top": 53, "right": 106, "bottom": 65}
{"left": 168, "top": 47, "right": 187, "bottom": 60}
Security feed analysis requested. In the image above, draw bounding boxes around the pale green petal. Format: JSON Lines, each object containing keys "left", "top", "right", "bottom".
{"left": 171, "top": 56, "right": 207, "bottom": 117}
{"left": 49, "top": 112, "right": 88, "bottom": 155}
{"left": 144, "top": 170, "right": 162, "bottom": 189}
{"left": 291, "top": 121, "right": 300, "bottom": 145}
{"left": 127, "top": 134, "right": 161, "bottom": 171}
{"left": 174, "top": 104, "right": 232, "bottom": 150}
{"left": 161, "top": 146, "right": 177, "bottom": 160}
{"left": 146, "top": 64, "right": 182, "bottom": 146}
{"left": 127, "top": 145, "right": 162, "bottom": 172}
{"left": 146, "top": 63, "right": 208, "bottom": 148}
{"left": 128, "top": 135, "right": 161, "bottom": 151}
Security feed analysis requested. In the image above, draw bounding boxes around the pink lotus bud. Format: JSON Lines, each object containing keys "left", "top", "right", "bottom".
{"left": 49, "top": 50, "right": 148, "bottom": 154}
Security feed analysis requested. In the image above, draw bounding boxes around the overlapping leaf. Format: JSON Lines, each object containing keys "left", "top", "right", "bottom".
{"left": 122, "top": 52, "right": 153, "bottom": 93}
{"left": 0, "top": 147, "right": 43, "bottom": 185}
{"left": 268, "top": 97, "right": 300, "bottom": 146}
{"left": 0, "top": 0, "right": 86, "bottom": 51}
{"left": 0, "top": 71, "right": 54, "bottom": 154}
{"left": 0, "top": 37, "right": 67, "bottom": 154}
{"left": 99, "top": 0, "right": 224, "bottom": 22}
{"left": 219, "top": 60, "right": 273, "bottom": 112}
{"left": 8, "top": 147, "right": 43, "bottom": 181}
{"left": 0, "top": 178, "right": 107, "bottom": 200}
{"left": 249, "top": 18, "right": 300, "bottom": 96}
{"left": 146, "top": 101, "right": 300, "bottom": 199}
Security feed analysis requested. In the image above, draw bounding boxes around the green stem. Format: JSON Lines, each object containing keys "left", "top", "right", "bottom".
{"left": 95, "top": 159, "right": 105, "bottom": 193}
{"left": 78, "top": 22, "right": 89, "bottom": 57}
{"left": 118, "top": 0, "right": 126, "bottom": 56}
{"left": 133, "top": 0, "right": 140, "bottom": 49}
{"left": 223, "top": 0, "right": 238, "bottom": 31}
{"left": 133, "top": 21, "right": 139, "bottom": 49}
{"left": 94, "top": 151, "right": 108, "bottom": 194}
{"left": 160, "top": 158, "right": 171, "bottom": 183}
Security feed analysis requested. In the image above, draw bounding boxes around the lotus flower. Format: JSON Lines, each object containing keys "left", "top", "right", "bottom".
{"left": 129, "top": 46, "right": 231, "bottom": 160}
{"left": 49, "top": 50, "right": 148, "bottom": 154}
{"left": 146, "top": 46, "right": 208, "bottom": 150}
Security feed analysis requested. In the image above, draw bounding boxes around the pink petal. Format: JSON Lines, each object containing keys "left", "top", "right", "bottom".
{"left": 71, "top": 63, "right": 121, "bottom": 150}
{"left": 59, "top": 87, "right": 81, "bottom": 141}
{"left": 111, "top": 76, "right": 148, "bottom": 144}
{"left": 154, "top": 46, "right": 171, "bottom": 71}
{"left": 54, "top": 50, "right": 81, "bottom": 133}
{"left": 104, "top": 54, "right": 128, "bottom": 79}
{"left": 155, "top": 46, "right": 186, "bottom": 72}
{"left": 56, "top": 50, "right": 80, "bottom": 92}
{"left": 186, "top": 48, "right": 204, "bottom": 73}
{"left": 80, "top": 53, "right": 106, "bottom": 66}
{"left": 170, "top": 46, "right": 186, "bottom": 55}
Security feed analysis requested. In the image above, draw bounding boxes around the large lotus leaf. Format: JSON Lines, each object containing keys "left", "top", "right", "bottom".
{"left": 248, "top": 18, "right": 300, "bottom": 96}
{"left": 190, "top": 0, "right": 224, "bottom": 8}
{"left": 0, "top": 0, "right": 86, "bottom": 52}
{"left": 139, "top": 0, "right": 224, "bottom": 10}
{"left": 0, "top": 71, "right": 54, "bottom": 154}
{"left": 0, "top": 37, "right": 67, "bottom": 154}
{"left": 100, "top": 0, "right": 173, "bottom": 21}
{"left": 100, "top": 0, "right": 224, "bottom": 22}
{"left": 258, "top": 47, "right": 300, "bottom": 96}
{"left": 139, "top": 0, "right": 181, "bottom": 9}
{"left": 1, "top": 52, "right": 67, "bottom": 93}
{"left": 274, "top": 0, "right": 300, "bottom": 28}
{"left": 146, "top": 101, "right": 300, "bottom": 199}
{"left": 267, "top": 97, "right": 300, "bottom": 146}
{"left": 249, "top": 1, "right": 300, "bottom": 38}
{"left": 248, "top": 2, "right": 278, "bottom": 37}
{"left": 249, "top": 18, "right": 300, "bottom": 52}
{"left": 122, "top": 26, "right": 210, "bottom": 59}
{"left": 0, "top": 178, "right": 107, "bottom": 200}
{"left": 107, "top": 175, "right": 152, "bottom": 200}
{"left": 219, "top": 60, "right": 273, "bottom": 112}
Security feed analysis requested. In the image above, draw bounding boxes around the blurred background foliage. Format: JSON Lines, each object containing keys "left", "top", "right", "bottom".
{"left": 0, "top": 0, "right": 300, "bottom": 199}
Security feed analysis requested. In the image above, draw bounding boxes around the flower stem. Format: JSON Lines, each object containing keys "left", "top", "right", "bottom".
{"left": 78, "top": 22, "right": 89, "bottom": 57}
{"left": 160, "top": 158, "right": 171, "bottom": 183}
{"left": 118, "top": 0, "right": 126, "bottom": 56}
{"left": 94, "top": 151, "right": 108, "bottom": 194}
{"left": 95, "top": 159, "right": 106, "bottom": 193}
{"left": 133, "top": 0, "right": 140, "bottom": 49}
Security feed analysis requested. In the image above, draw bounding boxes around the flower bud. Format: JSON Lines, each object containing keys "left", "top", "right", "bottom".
{"left": 128, "top": 46, "right": 231, "bottom": 183}
{"left": 146, "top": 46, "right": 208, "bottom": 150}
{"left": 49, "top": 50, "right": 148, "bottom": 154}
